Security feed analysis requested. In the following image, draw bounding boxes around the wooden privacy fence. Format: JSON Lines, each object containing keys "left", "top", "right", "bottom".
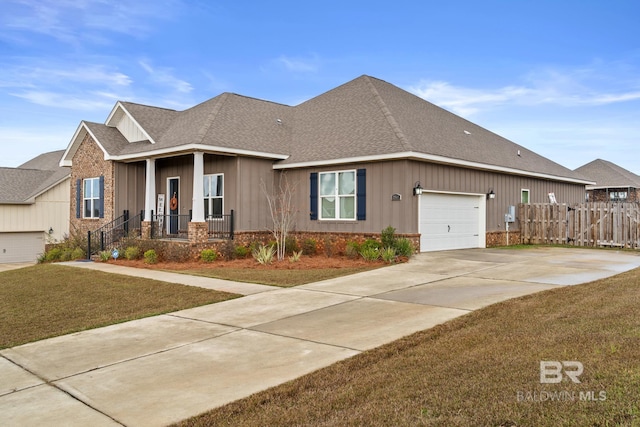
{"left": 519, "top": 203, "right": 640, "bottom": 249}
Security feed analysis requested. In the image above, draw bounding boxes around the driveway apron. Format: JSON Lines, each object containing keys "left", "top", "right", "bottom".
{"left": 2, "top": 247, "right": 640, "bottom": 426}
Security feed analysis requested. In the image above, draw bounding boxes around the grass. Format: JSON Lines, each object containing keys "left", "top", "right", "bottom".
{"left": 176, "top": 267, "right": 378, "bottom": 287}
{"left": 0, "top": 264, "right": 239, "bottom": 349}
{"left": 174, "top": 267, "right": 640, "bottom": 427}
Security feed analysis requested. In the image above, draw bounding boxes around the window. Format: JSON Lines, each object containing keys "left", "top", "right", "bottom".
{"left": 610, "top": 191, "right": 627, "bottom": 201}
{"left": 83, "top": 177, "right": 101, "bottom": 218}
{"left": 521, "top": 189, "right": 530, "bottom": 204}
{"left": 319, "top": 170, "right": 356, "bottom": 220}
{"left": 204, "top": 174, "right": 223, "bottom": 218}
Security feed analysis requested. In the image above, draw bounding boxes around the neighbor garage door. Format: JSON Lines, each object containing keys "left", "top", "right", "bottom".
{"left": 419, "top": 193, "right": 485, "bottom": 252}
{"left": 0, "top": 232, "right": 44, "bottom": 263}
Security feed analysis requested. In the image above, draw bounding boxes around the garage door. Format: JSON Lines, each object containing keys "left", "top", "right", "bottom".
{"left": 0, "top": 232, "right": 44, "bottom": 263}
{"left": 419, "top": 193, "right": 485, "bottom": 252}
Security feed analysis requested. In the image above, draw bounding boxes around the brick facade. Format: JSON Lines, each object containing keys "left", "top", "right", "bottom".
{"left": 70, "top": 134, "right": 115, "bottom": 237}
{"left": 486, "top": 231, "right": 522, "bottom": 247}
{"left": 588, "top": 188, "right": 639, "bottom": 203}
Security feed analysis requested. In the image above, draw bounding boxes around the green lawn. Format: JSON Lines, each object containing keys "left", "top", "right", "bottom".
{"left": 174, "top": 267, "right": 640, "bottom": 426}
{"left": 0, "top": 264, "right": 239, "bottom": 349}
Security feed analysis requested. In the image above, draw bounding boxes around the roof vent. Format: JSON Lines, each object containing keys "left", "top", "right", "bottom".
{"left": 517, "top": 150, "right": 521, "bottom": 156}
{"left": 463, "top": 130, "right": 471, "bottom": 135}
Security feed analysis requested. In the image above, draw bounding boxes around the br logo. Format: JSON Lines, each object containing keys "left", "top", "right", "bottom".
{"left": 540, "top": 361, "right": 583, "bottom": 384}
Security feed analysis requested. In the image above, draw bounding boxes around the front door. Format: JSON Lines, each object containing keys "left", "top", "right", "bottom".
{"left": 168, "top": 177, "right": 179, "bottom": 235}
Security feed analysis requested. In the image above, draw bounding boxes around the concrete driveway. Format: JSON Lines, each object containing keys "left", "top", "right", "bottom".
{"left": 0, "top": 262, "right": 34, "bottom": 273}
{"left": 1, "top": 247, "right": 640, "bottom": 426}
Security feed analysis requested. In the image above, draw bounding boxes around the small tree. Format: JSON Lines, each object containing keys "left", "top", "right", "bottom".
{"left": 261, "top": 172, "right": 298, "bottom": 261}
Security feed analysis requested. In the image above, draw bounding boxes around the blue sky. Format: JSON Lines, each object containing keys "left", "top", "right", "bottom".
{"left": 1, "top": 0, "right": 639, "bottom": 174}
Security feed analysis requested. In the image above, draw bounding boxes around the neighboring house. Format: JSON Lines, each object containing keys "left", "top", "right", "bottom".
{"left": 0, "top": 150, "right": 70, "bottom": 262}
{"left": 60, "top": 75, "right": 591, "bottom": 253}
{"left": 575, "top": 159, "right": 640, "bottom": 203}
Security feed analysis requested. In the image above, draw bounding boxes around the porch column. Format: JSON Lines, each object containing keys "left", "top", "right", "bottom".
{"left": 191, "top": 151, "right": 205, "bottom": 222}
{"left": 144, "top": 158, "right": 156, "bottom": 221}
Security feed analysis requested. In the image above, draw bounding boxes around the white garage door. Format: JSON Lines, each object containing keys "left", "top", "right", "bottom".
{"left": 0, "top": 232, "right": 44, "bottom": 263}
{"left": 419, "top": 193, "right": 485, "bottom": 252}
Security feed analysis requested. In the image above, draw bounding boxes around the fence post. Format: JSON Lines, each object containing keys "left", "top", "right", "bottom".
{"left": 230, "top": 209, "right": 234, "bottom": 240}
{"left": 87, "top": 231, "right": 91, "bottom": 260}
{"left": 124, "top": 210, "right": 129, "bottom": 234}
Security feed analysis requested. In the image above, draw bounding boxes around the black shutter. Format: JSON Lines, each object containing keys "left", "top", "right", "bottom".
{"left": 75, "top": 179, "right": 81, "bottom": 218}
{"left": 310, "top": 172, "right": 318, "bottom": 220}
{"left": 98, "top": 176, "right": 105, "bottom": 219}
{"left": 356, "top": 168, "right": 366, "bottom": 220}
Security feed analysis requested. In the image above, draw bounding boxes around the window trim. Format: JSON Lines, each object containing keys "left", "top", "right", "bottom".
{"left": 521, "top": 189, "right": 530, "bottom": 204}
{"left": 83, "top": 177, "right": 101, "bottom": 219}
{"left": 318, "top": 169, "right": 357, "bottom": 221}
{"left": 204, "top": 173, "right": 224, "bottom": 219}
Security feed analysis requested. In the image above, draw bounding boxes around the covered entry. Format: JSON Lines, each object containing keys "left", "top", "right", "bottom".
{"left": 0, "top": 232, "right": 44, "bottom": 263}
{"left": 419, "top": 192, "right": 486, "bottom": 252}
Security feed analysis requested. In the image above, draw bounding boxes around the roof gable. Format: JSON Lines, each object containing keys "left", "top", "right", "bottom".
{"left": 1, "top": 151, "right": 69, "bottom": 204}
{"left": 575, "top": 159, "right": 640, "bottom": 188}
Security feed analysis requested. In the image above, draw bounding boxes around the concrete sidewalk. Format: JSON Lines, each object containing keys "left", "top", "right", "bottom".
{"left": 2, "top": 247, "right": 640, "bottom": 426}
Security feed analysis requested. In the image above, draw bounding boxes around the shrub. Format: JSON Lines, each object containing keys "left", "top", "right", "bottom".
{"left": 394, "top": 238, "right": 414, "bottom": 257}
{"left": 200, "top": 249, "right": 217, "bottom": 263}
{"left": 360, "top": 246, "right": 380, "bottom": 262}
{"left": 124, "top": 246, "right": 141, "bottom": 260}
{"left": 252, "top": 244, "right": 276, "bottom": 265}
{"left": 345, "top": 240, "right": 361, "bottom": 258}
{"left": 99, "top": 250, "right": 111, "bottom": 262}
{"left": 381, "top": 247, "right": 397, "bottom": 264}
{"left": 381, "top": 225, "right": 397, "bottom": 249}
{"left": 234, "top": 245, "right": 250, "bottom": 259}
{"left": 289, "top": 250, "right": 302, "bottom": 263}
{"left": 285, "top": 236, "right": 300, "bottom": 255}
{"left": 71, "top": 247, "right": 85, "bottom": 260}
{"left": 302, "top": 238, "right": 317, "bottom": 255}
{"left": 361, "top": 238, "right": 381, "bottom": 252}
{"left": 59, "top": 249, "right": 73, "bottom": 262}
{"left": 143, "top": 249, "right": 158, "bottom": 264}
{"left": 44, "top": 248, "right": 63, "bottom": 262}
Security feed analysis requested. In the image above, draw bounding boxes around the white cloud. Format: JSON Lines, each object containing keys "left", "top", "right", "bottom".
{"left": 139, "top": 60, "right": 193, "bottom": 94}
{"left": 276, "top": 55, "right": 320, "bottom": 73}
{"left": 0, "top": 0, "right": 183, "bottom": 45}
{"left": 408, "top": 64, "right": 640, "bottom": 116}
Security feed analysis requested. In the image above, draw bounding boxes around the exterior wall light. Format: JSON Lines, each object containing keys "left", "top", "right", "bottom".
{"left": 413, "top": 181, "right": 423, "bottom": 196}
{"left": 487, "top": 189, "right": 496, "bottom": 199}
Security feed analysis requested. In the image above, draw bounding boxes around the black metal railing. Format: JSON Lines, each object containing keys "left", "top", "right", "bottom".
{"left": 87, "top": 210, "right": 143, "bottom": 257}
{"left": 207, "top": 210, "right": 234, "bottom": 240}
{"left": 151, "top": 213, "right": 191, "bottom": 240}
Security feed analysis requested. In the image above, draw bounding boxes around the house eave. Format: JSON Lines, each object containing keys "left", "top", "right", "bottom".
{"left": 107, "top": 144, "right": 290, "bottom": 162}
{"left": 274, "top": 151, "right": 594, "bottom": 185}
{"left": 587, "top": 185, "right": 639, "bottom": 190}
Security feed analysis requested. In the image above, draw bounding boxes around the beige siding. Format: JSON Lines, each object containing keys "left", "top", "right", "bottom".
{"left": 0, "top": 178, "right": 70, "bottom": 242}
{"left": 116, "top": 114, "right": 147, "bottom": 142}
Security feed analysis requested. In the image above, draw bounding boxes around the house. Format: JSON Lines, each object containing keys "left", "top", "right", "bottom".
{"left": 60, "top": 75, "right": 592, "bottom": 253}
{"left": 0, "top": 150, "right": 70, "bottom": 262}
{"left": 575, "top": 159, "right": 640, "bottom": 203}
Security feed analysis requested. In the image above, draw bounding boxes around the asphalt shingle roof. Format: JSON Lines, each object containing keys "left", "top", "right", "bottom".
{"left": 575, "top": 159, "right": 640, "bottom": 188}
{"left": 0, "top": 150, "right": 69, "bottom": 204}
{"left": 66, "top": 75, "right": 588, "bottom": 182}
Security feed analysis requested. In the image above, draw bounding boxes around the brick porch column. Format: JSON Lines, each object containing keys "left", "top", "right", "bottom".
{"left": 188, "top": 222, "right": 208, "bottom": 244}
{"left": 141, "top": 221, "right": 152, "bottom": 239}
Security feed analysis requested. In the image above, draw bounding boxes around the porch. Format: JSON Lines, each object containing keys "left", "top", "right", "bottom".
{"left": 86, "top": 210, "right": 234, "bottom": 257}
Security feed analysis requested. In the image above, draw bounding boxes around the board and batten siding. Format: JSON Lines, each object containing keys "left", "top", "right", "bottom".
{"left": 115, "top": 112, "right": 148, "bottom": 142}
{"left": 0, "top": 178, "right": 70, "bottom": 242}
{"left": 285, "top": 159, "right": 586, "bottom": 236}
{"left": 115, "top": 161, "right": 145, "bottom": 217}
